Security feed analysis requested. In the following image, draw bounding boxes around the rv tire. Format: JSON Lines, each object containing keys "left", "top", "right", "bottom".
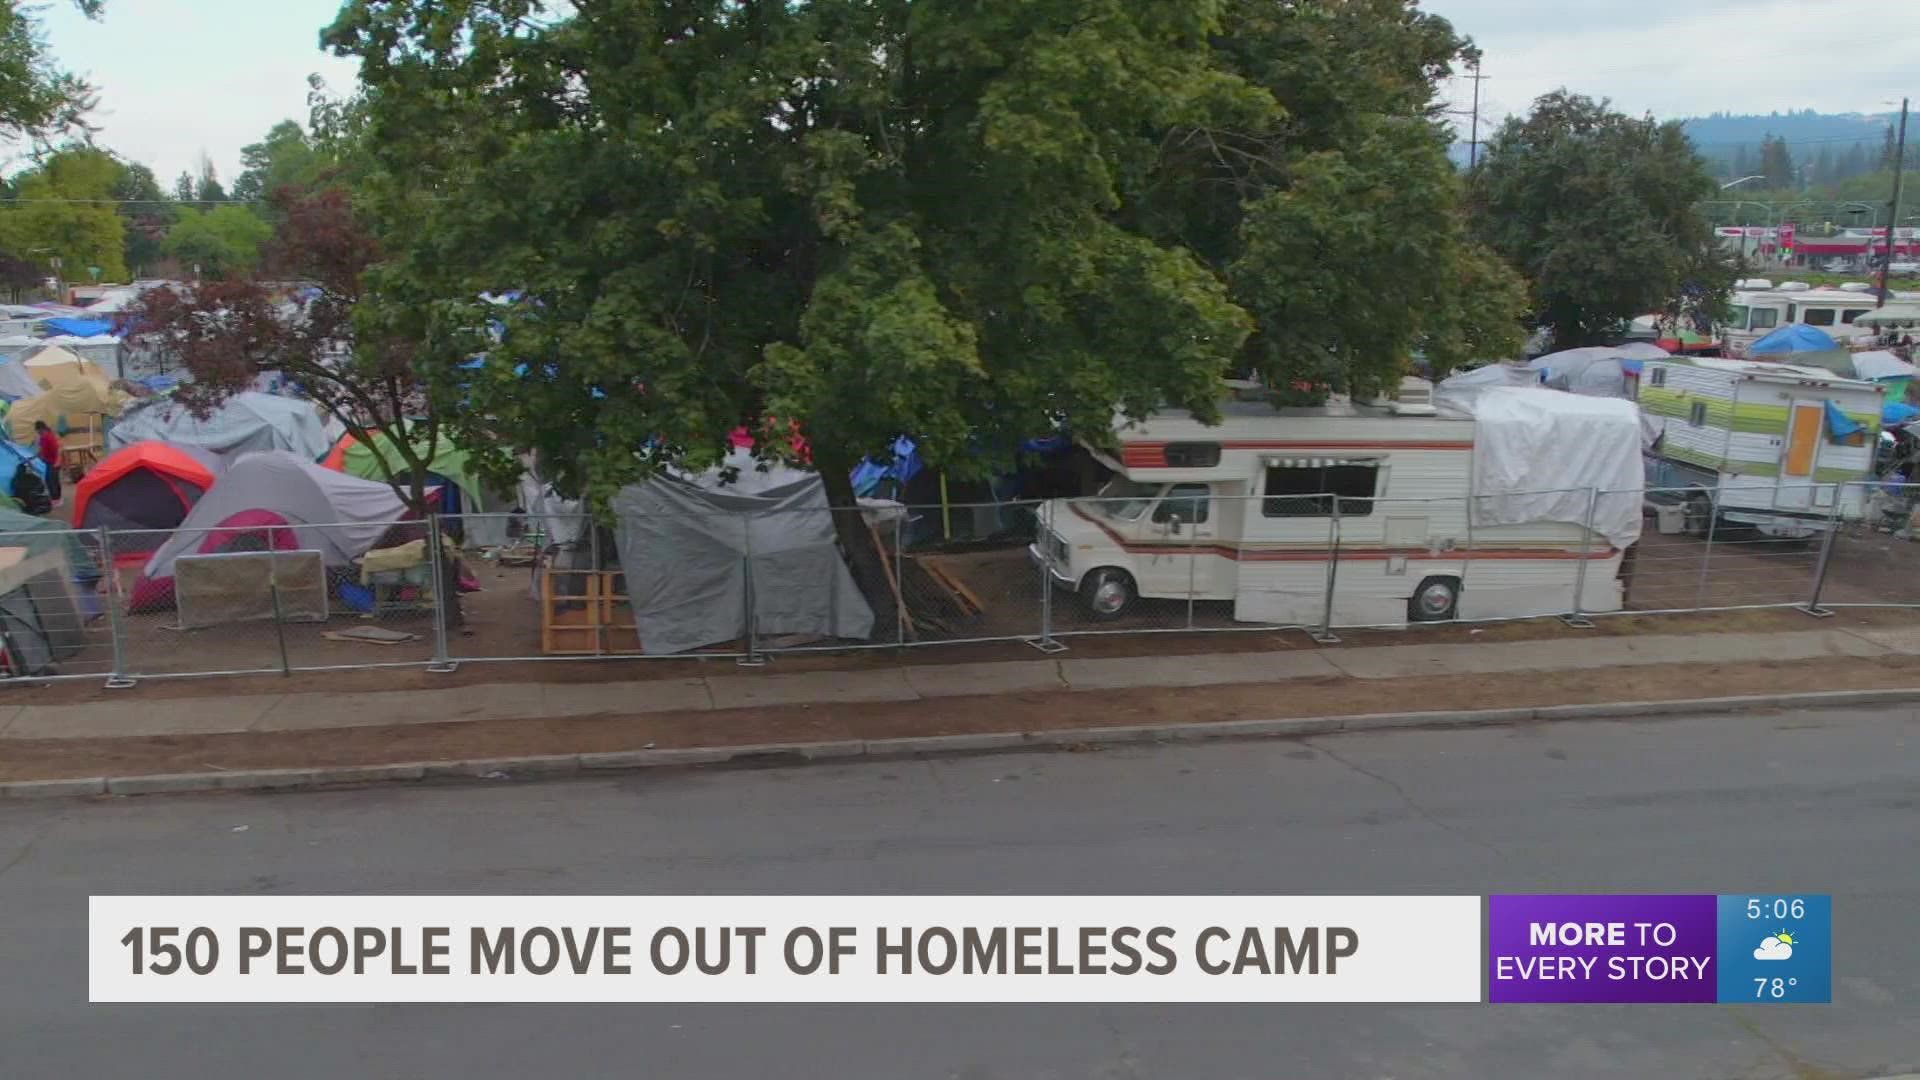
{"left": 1079, "top": 568, "right": 1136, "bottom": 621}
{"left": 1408, "top": 576, "right": 1460, "bottom": 622}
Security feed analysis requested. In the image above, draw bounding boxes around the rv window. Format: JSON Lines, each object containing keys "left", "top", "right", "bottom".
{"left": 1153, "top": 483, "right": 1211, "bottom": 525}
{"left": 1162, "top": 442, "right": 1221, "bottom": 468}
{"left": 1648, "top": 367, "right": 1668, "bottom": 387}
{"left": 1262, "top": 465, "right": 1379, "bottom": 518}
{"left": 1751, "top": 308, "right": 1780, "bottom": 329}
{"left": 1689, "top": 402, "right": 1708, "bottom": 427}
{"left": 1803, "top": 308, "right": 1837, "bottom": 326}
{"left": 1843, "top": 308, "right": 1871, "bottom": 324}
{"left": 1729, "top": 304, "right": 1750, "bottom": 331}
{"left": 1091, "top": 478, "right": 1159, "bottom": 521}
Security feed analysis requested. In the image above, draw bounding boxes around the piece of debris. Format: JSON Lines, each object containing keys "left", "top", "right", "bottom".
{"left": 231, "top": 825, "right": 249, "bottom": 833}
{"left": 321, "top": 626, "right": 421, "bottom": 645}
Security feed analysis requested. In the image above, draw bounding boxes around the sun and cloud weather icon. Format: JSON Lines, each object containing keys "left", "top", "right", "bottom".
{"left": 1753, "top": 931, "right": 1797, "bottom": 961}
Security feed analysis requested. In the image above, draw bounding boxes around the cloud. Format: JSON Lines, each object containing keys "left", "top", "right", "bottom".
{"left": 1754, "top": 937, "right": 1793, "bottom": 961}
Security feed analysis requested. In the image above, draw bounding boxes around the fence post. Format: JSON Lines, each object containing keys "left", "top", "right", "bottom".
{"left": 737, "top": 510, "right": 765, "bottom": 666}
{"left": 425, "top": 513, "right": 457, "bottom": 672}
{"left": 1798, "top": 483, "right": 1844, "bottom": 618}
{"left": 1027, "top": 499, "right": 1066, "bottom": 653}
{"left": 1694, "top": 487, "right": 1720, "bottom": 612}
{"left": 1561, "top": 486, "right": 1599, "bottom": 629}
{"left": 589, "top": 522, "right": 604, "bottom": 657}
{"left": 268, "top": 551, "right": 291, "bottom": 677}
{"left": 98, "top": 525, "right": 134, "bottom": 689}
{"left": 893, "top": 511, "right": 908, "bottom": 648}
{"left": 1310, "top": 496, "right": 1341, "bottom": 644}
{"left": 1185, "top": 508, "right": 1199, "bottom": 631}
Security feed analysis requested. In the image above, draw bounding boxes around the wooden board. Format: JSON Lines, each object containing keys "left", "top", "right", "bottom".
{"left": 541, "top": 568, "right": 643, "bottom": 655}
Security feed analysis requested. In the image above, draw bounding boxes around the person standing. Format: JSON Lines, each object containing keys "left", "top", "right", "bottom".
{"left": 32, "top": 420, "right": 60, "bottom": 505}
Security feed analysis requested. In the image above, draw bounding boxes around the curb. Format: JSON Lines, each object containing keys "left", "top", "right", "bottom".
{"left": 6, "top": 688, "right": 1919, "bottom": 801}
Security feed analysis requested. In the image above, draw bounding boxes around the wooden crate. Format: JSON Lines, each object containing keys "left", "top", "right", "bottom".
{"left": 540, "top": 568, "right": 642, "bottom": 655}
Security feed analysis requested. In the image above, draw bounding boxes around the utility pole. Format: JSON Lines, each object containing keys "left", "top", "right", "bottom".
{"left": 1878, "top": 96, "right": 1909, "bottom": 308}
{"left": 1466, "top": 59, "right": 1488, "bottom": 170}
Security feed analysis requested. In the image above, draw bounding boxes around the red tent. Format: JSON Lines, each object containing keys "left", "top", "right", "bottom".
{"left": 73, "top": 442, "right": 219, "bottom": 559}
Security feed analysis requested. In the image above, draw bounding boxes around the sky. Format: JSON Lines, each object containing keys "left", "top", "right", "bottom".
{"left": 1426, "top": 0, "right": 1920, "bottom": 134}
{"left": 11, "top": 0, "right": 1920, "bottom": 184}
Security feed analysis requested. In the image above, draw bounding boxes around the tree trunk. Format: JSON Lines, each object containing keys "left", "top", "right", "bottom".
{"left": 815, "top": 447, "right": 898, "bottom": 642}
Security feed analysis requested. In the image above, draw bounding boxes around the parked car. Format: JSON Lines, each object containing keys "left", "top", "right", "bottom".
{"left": 1888, "top": 261, "right": 1920, "bottom": 276}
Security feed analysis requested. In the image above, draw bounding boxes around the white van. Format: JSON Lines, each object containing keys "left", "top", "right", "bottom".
{"left": 1032, "top": 387, "right": 1635, "bottom": 627}
{"left": 1724, "top": 288, "right": 1880, "bottom": 356}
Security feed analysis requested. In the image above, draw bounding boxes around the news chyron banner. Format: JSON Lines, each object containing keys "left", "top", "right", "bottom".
{"left": 88, "top": 894, "right": 1831, "bottom": 1004}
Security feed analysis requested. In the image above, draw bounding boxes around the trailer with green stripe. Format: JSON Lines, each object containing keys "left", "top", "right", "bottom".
{"left": 1639, "top": 356, "right": 1883, "bottom": 534}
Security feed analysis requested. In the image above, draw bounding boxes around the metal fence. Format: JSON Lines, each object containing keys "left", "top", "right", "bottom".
{"left": 4, "top": 480, "right": 1918, "bottom": 686}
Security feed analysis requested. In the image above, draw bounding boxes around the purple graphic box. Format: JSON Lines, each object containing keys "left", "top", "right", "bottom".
{"left": 1489, "top": 895, "right": 1717, "bottom": 1003}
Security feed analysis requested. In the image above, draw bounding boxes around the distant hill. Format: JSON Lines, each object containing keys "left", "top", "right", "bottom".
{"left": 1452, "top": 109, "right": 1901, "bottom": 182}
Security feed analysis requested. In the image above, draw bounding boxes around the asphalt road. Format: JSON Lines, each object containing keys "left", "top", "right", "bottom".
{"left": 2, "top": 705, "right": 1916, "bottom": 1079}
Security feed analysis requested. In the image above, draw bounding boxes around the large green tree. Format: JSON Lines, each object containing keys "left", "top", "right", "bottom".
{"left": 1471, "top": 92, "right": 1733, "bottom": 349}
{"left": 0, "top": 146, "right": 127, "bottom": 285}
{"left": 111, "top": 158, "right": 171, "bottom": 277}
{"left": 232, "top": 119, "right": 322, "bottom": 204}
{"left": 0, "top": 0, "right": 101, "bottom": 144}
{"left": 324, "top": 0, "right": 1521, "bottom": 510}
{"left": 164, "top": 203, "right": 271, "bottom": 278}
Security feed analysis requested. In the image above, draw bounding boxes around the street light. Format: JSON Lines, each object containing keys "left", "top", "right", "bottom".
{"left": 1720, "top": 175, "right": 1767, "bottom": 190}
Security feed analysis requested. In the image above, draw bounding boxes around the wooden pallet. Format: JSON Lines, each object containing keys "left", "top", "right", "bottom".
{"left": 914, "top": 555, "right": 985, "bottom": 616}
{"left": 540, "top": 568, "right": 642, "bottom": 655}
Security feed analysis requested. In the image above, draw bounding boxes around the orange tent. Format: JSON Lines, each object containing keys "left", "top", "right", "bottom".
{"left": 73, "top": 442, "right": 219, "bottom": 556}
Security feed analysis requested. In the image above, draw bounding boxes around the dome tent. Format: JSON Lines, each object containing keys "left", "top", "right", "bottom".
{"left": 131, "top": 451, "right": 410, "bottom": 611}
{"left": 322, "top": 429, "right": 510, "bottom": 547}
{"left": 73, "top": 442, "right": 221, "bottom": 559}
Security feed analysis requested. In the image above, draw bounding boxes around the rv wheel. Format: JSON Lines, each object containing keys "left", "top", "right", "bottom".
{"left": 1079, "top": 569, "right": 1137, "bottom": 620}
{"left": 1408, "top": 576, "right": 1460, "bottom": 622}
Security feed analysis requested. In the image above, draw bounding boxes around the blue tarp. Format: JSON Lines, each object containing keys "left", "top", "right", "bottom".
{"left": 1825, "top": 399, "right": 1864, "bottom": 441}
{"left": 1751, "top": 324, "right": 1840, "bottom": 355}
{"left": 851, "top": 437, "right": 922, "bottom": 497}
{"left": 1883, "top": 401, "right": 1920, "bottom": 426}
{"left": 41, "top": 316, "right": 113, "bottom": 338}
{"left": 0, "top": 439, "right": 47, "bottom": 500}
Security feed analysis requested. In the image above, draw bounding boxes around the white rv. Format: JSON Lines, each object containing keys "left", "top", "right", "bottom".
{"left": 1639, "top": 356, "right": 1884, "bottom": 532}
{"left": 1724, "top": 288, "right": 1881, "bottom": 357}
{"left": 1032, "top": 384, "right": 1642, "bottom": 627}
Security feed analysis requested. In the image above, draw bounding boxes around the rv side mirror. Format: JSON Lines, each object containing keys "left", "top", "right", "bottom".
{"left": 1166, "top": 519, "right": 1183, "bottom": 536}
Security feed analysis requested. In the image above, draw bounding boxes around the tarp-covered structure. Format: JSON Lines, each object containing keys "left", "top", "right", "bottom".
{"left": 108, "top": 391, "right": 330, "bottom": 461}
{"left": 0, "top": 502, "right": 100, "bottom": 675}
{"left": 8, "top": 347, "right": 127, "bottom": 448}
{"left": 0, "top": 359, "right": 42, "bottom": 401}
{"left": 132, "top": 451, "right": 410, "bottom": 610}
{"left": 1750, "top": 324, "right": 1855, "bottom": 377}
{"left": 1441, "top": 386, "right": 1645, "bottom": 548}
{"left": 612, "top": 452, "right": 874, "bottom": 654}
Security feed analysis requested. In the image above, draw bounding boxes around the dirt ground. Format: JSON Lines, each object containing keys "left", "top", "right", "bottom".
{"left": 3, "top": 652, "right": 1915, "bottom": 782}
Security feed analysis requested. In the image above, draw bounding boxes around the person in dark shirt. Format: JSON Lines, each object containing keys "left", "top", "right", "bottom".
{"left": 33, "top": 420, "right": 61, "bottom": 505}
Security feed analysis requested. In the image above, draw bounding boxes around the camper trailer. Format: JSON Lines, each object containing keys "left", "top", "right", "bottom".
{"left": 1639, "top": 356, "right": 1883, "bottom": 533}
{"left": 1032, "top": 385, "right": 1640, "bottom": 627}
{"left": 1724, "top": 288, "right": 1880, "bottom": 357}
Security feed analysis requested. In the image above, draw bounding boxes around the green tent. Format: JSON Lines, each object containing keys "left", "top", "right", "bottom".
{"left": 337, "top": 431, "right": 508, "bottom": 544}
{"left": 0, "top": 502, "right": 97, "bottom": 575}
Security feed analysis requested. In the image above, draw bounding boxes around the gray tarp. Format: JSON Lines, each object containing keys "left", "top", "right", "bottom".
{"left": 612, "top": 456, "right": 873, "bottom": 655}
{"left": 108, "top": 391, "right": 331, "bottom": 460}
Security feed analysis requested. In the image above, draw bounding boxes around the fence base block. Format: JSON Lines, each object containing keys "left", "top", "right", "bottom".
{"left": 735, "top": 655, "right": 768, "bottom": 668}
{"left": 1307, "top": 628, "right": 1341, "bottom": 645}
{"left": 1795, "top": 604, "right": 1836, "bottom": 619}
{"left": 1023, "top": 636, "right": 1069, "bottom": 654}
{"left": 103, "top": 675, "right": 136, "bottom": 690}
{"left": 1558, "top": 614, "right": 1596, "bottom": 629}
{"left": 426, "top": 660, "right": 460, "bottom": 674}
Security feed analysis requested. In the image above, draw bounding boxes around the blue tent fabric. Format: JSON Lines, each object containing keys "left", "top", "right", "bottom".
{"left": 41, "top": 316, "right": 113, "bottom": 337}
{"left": 1883, "top": 401, "right": 1919, "bottom": 426}
{"left": 851, "top": 437, "right": 921, "bottom": 497}
{"left": 1825, "top": 400, "right": 1864, "bottom": 441}
{"left": 1751, "top": 324, "right": 1839, "bottom": 355}
{"left": 0, "top": 439, "right": 46, "bottom": 500}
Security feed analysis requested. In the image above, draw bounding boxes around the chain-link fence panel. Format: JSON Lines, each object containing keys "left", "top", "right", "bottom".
{"left": 268, "top": 519, "right": 445, "bottom": 673}
{"left": 0, "top": 523, "right": 115, "bottom": 682}
{"left": 1625, "top": 485, "right": 1830, "bottom": 613}
{"left": 1819, "top": 480, "right": 1920, "bottom": 609}
{"left": 890, "top": 499, "right": 1044, "bottom": 647}
{"left": 109, "top": 524, "right": 308, "bottom": 678}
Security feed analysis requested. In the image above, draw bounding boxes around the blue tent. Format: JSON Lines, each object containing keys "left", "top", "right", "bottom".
{"left": 851, "top": 437, "right": 922, "bottom": 497}
{"left": 41, "top": 316, "right": 114, "bottom": 338}
{"left": 0, "top": 439, "right": 47, "bottom": 502}
{"left": 1750, "top": 324, "right": 1839, "bottom": 355}
{"left": 1883, "top": 400, "right": 1920, "bottom": 426}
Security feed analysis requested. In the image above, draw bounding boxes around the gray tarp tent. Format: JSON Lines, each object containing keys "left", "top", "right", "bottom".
{"left": 612, "top": 453, "right": 874, "bottom": 655}
{"left": 108, "top": 391, "right": 331, "bottom": 461}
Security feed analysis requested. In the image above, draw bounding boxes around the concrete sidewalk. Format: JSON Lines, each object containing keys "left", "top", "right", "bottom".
{"left": 1, "top": 625, "right": 1909, "bottom": 743}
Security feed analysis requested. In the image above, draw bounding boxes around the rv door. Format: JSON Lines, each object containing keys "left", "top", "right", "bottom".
{"left": 1778, "top": 400, "right": 1824, "bottom": 509}
{"left": 1143, "top": 483, "right": 1215, "bottom": 598}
